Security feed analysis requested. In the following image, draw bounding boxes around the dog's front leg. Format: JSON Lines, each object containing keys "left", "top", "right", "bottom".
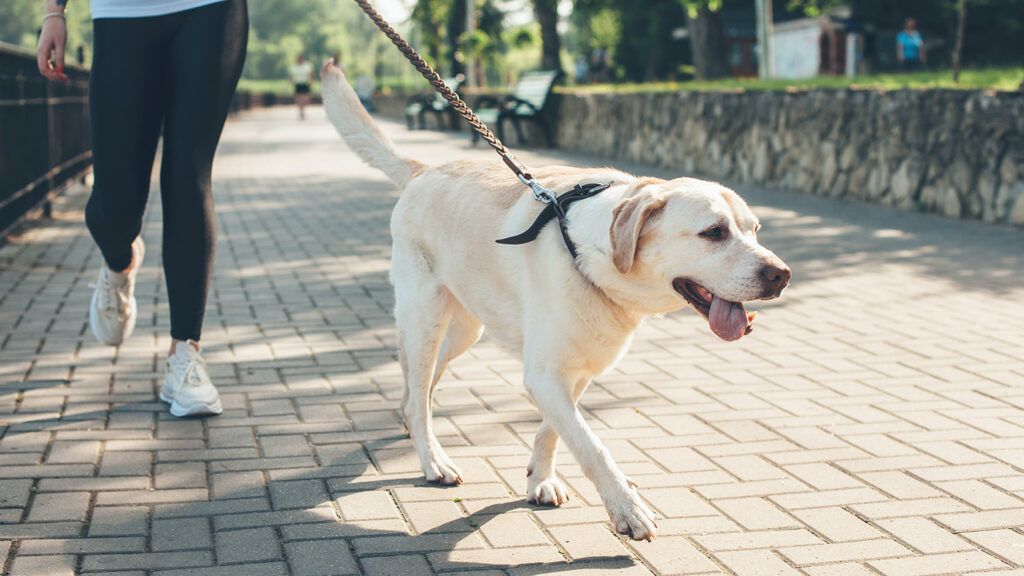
{"left": 527, "top": 421, "right": 569, "bottom": 506}
{"left": 527, "top": 377, "right": 589, "bottom": 507}
{"left": 524, "top": 371, "right": 657, "bottom": 541}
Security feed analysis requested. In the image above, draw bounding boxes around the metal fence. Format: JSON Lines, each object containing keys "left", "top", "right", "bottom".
{"left": 0, "top": 41, "right": 91, "bottom": 236}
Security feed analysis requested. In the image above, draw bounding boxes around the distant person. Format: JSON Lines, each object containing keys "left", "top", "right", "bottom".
{"left": 290, "top": 54, "right": 314, "bottom": 120}
{"left": 896, "top": 18, "right": 926, "bottom": 71}
{"left": 355, "top": 73, "right": 375, "bottom": 112}
{"left": 574, "top": 55, "right": 588, "bottom": 84}
{"left": 36, "top": 0, "right": 248, "bottom": 417}
{"left": 590, "top": 48, "right": 609, "bottom": 83}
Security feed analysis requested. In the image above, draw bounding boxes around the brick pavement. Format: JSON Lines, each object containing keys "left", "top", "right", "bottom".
{"left": 1, "top": 105, "right": 1024, "bottom": 575}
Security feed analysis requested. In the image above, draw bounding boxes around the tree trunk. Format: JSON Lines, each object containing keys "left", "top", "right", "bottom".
{"left": 534, "top": 0, "right": 562, "bottom": 74}
{"left": 447, "top": 0, "right": 466, "bottom": 76}
{"left": 688, "top": 4, "right": 729, "bottom": 80}
{"left": 951, "top": 0, "right": 966, "bottom": 83}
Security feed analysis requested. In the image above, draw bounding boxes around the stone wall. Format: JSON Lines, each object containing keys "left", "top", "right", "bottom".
{"left": 374, "top": 89, "right": 1024, "bottom": 226}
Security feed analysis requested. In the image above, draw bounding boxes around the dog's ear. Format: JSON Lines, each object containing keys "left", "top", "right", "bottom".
{"left": 610, "top": 189, "right": 667, "bottom": 274}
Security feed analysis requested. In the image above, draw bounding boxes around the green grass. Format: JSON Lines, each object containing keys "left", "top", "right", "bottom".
{"left": 563, "top": 67, "right": 1024, "bottom": 94}
{"left": 238, "top": 66, "right": 1022, "bottom": 97}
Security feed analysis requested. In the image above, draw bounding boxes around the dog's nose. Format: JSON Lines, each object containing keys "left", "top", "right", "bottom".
{"left": 760, "top": 263, "right": 791, "bottom": 297}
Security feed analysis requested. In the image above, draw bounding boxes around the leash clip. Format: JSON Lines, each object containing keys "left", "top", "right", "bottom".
{"left": 518, "top": 174, "right": 557, "bottom": 204}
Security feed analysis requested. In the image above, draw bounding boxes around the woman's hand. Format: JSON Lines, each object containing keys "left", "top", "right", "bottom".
{"left": 37, "top": 11, "right": 69, "bottom": 82}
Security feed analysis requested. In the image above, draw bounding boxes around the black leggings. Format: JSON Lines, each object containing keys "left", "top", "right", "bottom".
{"left": 86, "top": 0, "right": 248, "bottom": 342}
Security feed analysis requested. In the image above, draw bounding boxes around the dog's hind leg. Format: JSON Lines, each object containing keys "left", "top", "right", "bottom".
{"left": 526, "top": 377, "right": 588, "bottom": 507}
{"left": 430, "top": 309, "right": 483, "bottom": 397}
{"left": 394, "top": 251, "right": 464, "bottom": 486}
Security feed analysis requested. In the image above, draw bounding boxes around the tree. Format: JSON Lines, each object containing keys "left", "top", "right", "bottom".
{"left": 614, "top": 0, "right": 688, "bottom": 81}
{"left": 446, "top": 0, "right": 466, "bottom": 75}
{"left": 951, "top": 0, "right": 966, "bottom": 83}
{"left": 410, "top": 0, "right": 451, "bottom": 68}
{"left": 533, "top": 0, "right": 563, "bottom": 74}
{"left": 683, "top": 0, "right": 729, "bottom": 80}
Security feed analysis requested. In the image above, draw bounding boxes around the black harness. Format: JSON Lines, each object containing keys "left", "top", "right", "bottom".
{"left": 495, "top": 182, "right": 612, "bottom": 260}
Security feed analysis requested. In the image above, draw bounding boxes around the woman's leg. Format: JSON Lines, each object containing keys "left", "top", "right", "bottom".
{"left": 159, "top": 0, "right": 248, "bottom": 343}
{"left": 85, "top": 17, "right": 167, "bottom": 272}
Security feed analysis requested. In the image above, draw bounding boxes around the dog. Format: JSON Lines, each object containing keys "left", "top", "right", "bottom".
{"left": 321, "top": 61, "right": 790, "bottom": 541}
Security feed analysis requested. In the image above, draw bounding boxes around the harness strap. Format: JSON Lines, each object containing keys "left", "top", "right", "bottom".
{"left": 496, "top": 183, "right": 612, "bottom": 259}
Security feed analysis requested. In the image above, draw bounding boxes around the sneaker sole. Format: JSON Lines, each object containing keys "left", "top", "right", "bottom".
{"left": 169, "top": 398, "right": 223, "bottom": 417}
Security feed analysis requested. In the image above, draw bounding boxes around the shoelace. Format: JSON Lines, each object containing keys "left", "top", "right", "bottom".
{"left": 174, "top": 349, "right": 209, "bottom": 388}
{"left": 90, "top": 269, "right": 132, "bottom": 319}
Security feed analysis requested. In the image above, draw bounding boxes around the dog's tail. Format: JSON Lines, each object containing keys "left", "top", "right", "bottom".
{"left": 320, "top": 60, "right": 422, "bottom": 187}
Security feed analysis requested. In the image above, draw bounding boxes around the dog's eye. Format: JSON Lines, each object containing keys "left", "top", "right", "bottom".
{"left": 699, "top": 226, "right": 726, "bottom": 240}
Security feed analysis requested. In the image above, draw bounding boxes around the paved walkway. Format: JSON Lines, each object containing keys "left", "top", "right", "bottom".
{"left": 2, "top": 106, "right": 1024, "bottom": 576}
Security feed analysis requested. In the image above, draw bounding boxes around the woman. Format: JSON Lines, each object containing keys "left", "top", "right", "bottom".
{"left": 290, "top": 54, "right": 313, "bottom": 120}
{"left": 37, "top": 0, "right": 248, "bottom": 417}
{"left": 896, "top": 17, "right": 926, "bottom": 71}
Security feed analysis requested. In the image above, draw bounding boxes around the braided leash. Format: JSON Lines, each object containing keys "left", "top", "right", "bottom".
{"left": 352, "top": 0, "right": 556, "bottom": 203}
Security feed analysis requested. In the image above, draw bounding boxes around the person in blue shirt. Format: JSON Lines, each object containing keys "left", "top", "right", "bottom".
{"left": 896, "top": 17, "right": 927, "bottom": 71}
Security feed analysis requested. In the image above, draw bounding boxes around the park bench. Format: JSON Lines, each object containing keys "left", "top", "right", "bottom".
{"left": 472, "top": 70, "right": 558, "bottom": 148}
{"left": 404, "top": 75, "right": 465, "bottom": 130}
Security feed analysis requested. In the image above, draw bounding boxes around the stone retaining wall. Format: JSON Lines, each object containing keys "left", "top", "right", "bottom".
{"left": 374, "top": 89, "right": 1024, "bottom": 226}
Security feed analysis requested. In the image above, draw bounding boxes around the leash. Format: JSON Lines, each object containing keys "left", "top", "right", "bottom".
{"left": 353, "top": 0, "right": 614, "bottom": 262}
{"left": 352, "top": 0, "right": 558, "bottom": 204}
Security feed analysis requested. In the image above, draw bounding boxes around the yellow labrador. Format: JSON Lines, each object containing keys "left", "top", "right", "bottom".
{"left": 321, "top": 61, "right": 790, "bottom": 541}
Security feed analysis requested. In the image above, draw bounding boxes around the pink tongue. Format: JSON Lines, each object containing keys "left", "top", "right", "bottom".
{"left": 708, "top": 296, "right": 749, "bottom": 342}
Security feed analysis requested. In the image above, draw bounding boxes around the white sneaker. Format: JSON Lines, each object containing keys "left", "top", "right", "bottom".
{"left": 161, "top": 341, "right": 223, "bottom": 417}
{"left": 89, "top": 237, "right": 145, "bottom": 346}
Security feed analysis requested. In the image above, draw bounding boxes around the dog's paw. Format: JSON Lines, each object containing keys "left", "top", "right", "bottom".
{"left": 607, "top": 494, "right": 658, "bottom": 541}
{"left": 423, "top": 457, "right": 464, "bottom": 486}
{"left": 527, "top": 476, "right": 569, "bottom": 507}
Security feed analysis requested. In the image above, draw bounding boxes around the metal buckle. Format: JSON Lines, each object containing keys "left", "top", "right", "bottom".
{"left": 518, "top": 174, "right": 557, "bottom": 204}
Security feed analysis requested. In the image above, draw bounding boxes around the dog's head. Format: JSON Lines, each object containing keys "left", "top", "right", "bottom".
{"left": 604, "top": 177, "right": 790, "bottom": 342}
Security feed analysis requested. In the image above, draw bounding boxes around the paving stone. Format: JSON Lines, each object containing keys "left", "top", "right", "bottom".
{"left": 360, "top": 555, "right": 433, "bottom": 576}
{"left": 335, "top": 491, "right": 402, "bottom": 521}
{"left": 715, "top": 549, "right": 803, "bottom": 576}
{"left": 428, "top": 545, "right": 566, "bottom": 571}
{"left": 9, "top": 554, "right": 76, "bottom": 576}
{"left": 152, "top": 517, "right": 212, "bottom": 551}
{"left": 868, "top": 550, "right": 1007, "bottom": 575}
{"left": 269, "top": 478, "right": 328, "bottom": 510}
{"left": 778, "top": 539, "right": 913, "bottom": 565}
{"left": 216, "top": 527, "right": 282, "bottom": 564}
{"left": 88, "top": 506, "right": 148, "bottom": 536}
{"left": 153, "top": 563, "right": 289, "bottom": 576}
{"left": 4, "top": 107, "right": 1024, "bottom": 576}
{"left": 547, "top": 523, "right": 626, "bottom": 559}
{"left": 627, "top": 536, "right": 720, "bottom": 574}
{"left": 874, "top": 517, "right": 972, "bottom": 554}
{"left": 285, "top": 539, "right": 360, "bottom": 575}
{"left": 0, "top": 479, "right": 32, "bottom": 508}
{"left": 962, "top": 529, "right": 1024, "bottom": 565}
{"left": 81, "top": 551, "right": 214, "bottom": 571}
{"left": 25, "top": 492, "right": 90, "bottom": 522}
{"left": 18, "top": 536, "right": 145, "bottom": 554}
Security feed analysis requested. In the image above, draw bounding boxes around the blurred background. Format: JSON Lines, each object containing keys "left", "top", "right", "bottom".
{"left": 2, "top": 0, "right": 1022, "bottom": 95}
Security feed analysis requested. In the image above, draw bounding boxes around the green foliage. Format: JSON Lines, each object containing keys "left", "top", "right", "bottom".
{"left": 410, "top": 0, "right": 450, "bottom": 66}
{"left": 0, "top": 0, "right": 93, "bottom": 65}
{"left": 784, "top": 0, "right": 845, "bottom": 16}
{"left": 679, "top": 0, "right": 723, "bottom": 18}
